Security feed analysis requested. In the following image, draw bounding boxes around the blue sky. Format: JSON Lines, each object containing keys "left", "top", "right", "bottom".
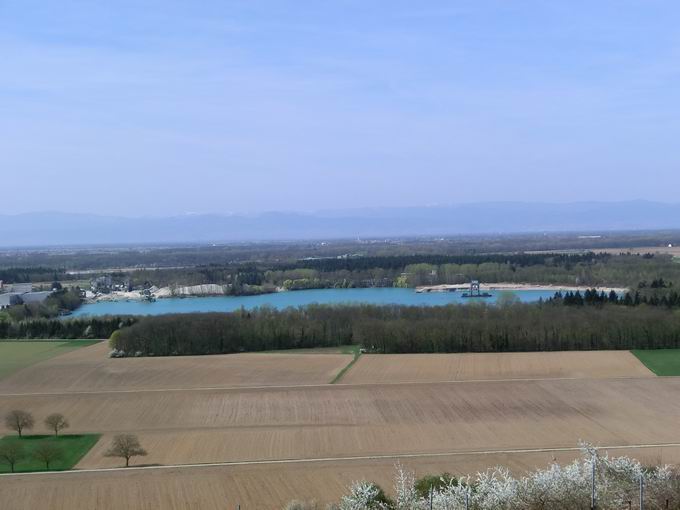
{"left": 1, "top": 1, "right": 679, "bottom": 216}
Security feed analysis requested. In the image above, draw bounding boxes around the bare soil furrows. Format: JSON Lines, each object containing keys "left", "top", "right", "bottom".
{"left": 0, "top": 349, "right": 673, "bottom": 509}
{"left": 3, "top": 446, "right": 680, "bottom": 510}
{"left": 341, "top": 351, "right": 654, "bottom": 384}
{"left": 2, "top": 377, "right": 680, "bottom": 469}
{"left": 0, "top": 342, "right": 352, "bottom": 392}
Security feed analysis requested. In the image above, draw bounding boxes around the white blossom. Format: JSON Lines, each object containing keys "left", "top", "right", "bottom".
{"left": 293, "top": 446, "right": 680, "bottom": 510}
{"left": 339, "top": 481, "right": 389, "bottom": 510}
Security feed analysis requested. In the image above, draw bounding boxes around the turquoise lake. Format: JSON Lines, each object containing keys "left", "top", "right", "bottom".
{"left": 71, "top": 287, "right": 562, "bottom": 317}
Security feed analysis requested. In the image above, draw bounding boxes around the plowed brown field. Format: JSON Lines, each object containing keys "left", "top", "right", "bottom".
{"left": 2, "top": 446, "right": 680, "bottom": 510}
{"left": 340, "top": 351, "right": 653, "bottom": 384}
{"left": 2, "top": 377, "right": 679, "bottom": 468}
{"left": 0, "top": 342, "right": 352, "bottom": 393}
{"left": 0, "top": 348, "right": 675, "bottom": 509}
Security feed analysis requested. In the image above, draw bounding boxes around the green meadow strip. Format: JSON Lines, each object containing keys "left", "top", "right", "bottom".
{"left": 331, "top": 346, "right": 362, "bottom": 384}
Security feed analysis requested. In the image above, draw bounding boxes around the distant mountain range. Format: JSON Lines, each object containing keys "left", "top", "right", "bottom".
{"left": 2, "top": 201, "right": 680, "bottom": 247}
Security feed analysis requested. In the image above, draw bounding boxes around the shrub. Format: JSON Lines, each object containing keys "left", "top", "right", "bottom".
{"left": 287, "top": 445, "right": 680, "bottom": 509}
{"left": 414, "top": 473, "right": 457, "bottom": 499}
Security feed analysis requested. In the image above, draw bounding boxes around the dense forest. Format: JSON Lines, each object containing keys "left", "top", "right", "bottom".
{"left": 109, "top": 303, "right": 680, "bottom": 356}
{"left": 1, "top": 230, "right": 678, "bottom": 270}
{"left": 0, "top": 267, "right": 77, "bottom": 284}
{"left": 0, "top": 316, "right": 134, "bottom": 340}
{"left": 109, "top": 252, "right": 680, "bottom": 293}
{"left": 278, "top": 252, "right": 608, "bottom": 272}
{"left": 4, "top": 252, "right": 680, "bottom": 295}
{"left": 2, "top": 230, "right": 680, "bottom": 299}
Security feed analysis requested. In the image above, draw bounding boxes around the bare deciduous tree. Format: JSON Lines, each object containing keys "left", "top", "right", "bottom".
{"left": 104, "top": 434, "right": 147, "bottom": 467}
{"left": 44, "top": 413, "right": 69, "bottom": 437}
{"left": 0, "top": 442, "right": 26, "bottom": 473}
{"left": 32, "top": 441, "right": 63, "bottom": 470}
{"left": 4, "top": 410, "right": 34, "bottom": 437}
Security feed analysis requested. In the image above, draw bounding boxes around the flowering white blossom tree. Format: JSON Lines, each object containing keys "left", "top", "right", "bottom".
{"left": 339, "top": 481, "right": 390, "bottom": 510}
{"left": 287, "top": 445, "right": 680, "bottom": 510}
{"left": 393, "top": 464, "right": 424, "bottom": 510}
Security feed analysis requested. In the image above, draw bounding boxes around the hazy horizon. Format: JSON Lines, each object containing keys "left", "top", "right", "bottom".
{"left": 3, "top": 1, "right": 680, "bottom": 216}
{"left": 5, "top": 198, "right": 680, "bottom": 220}
{"left": 4, "top": 201, "right": 680, "bottom": 247}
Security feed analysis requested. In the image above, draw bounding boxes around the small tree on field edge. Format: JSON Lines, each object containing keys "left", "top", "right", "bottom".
{"left": 33, "top": 442, "right": 63, "bottom": 470}
{"left": 44, "top": 413, "right": 69, "bottom": 437}
{"left": 4, "top": 410, "right": 34, "bottom": 437}
{"left": 0, "top": 442, "right": 26, "bottom": 473}
{"left": 104, "top": 434, "right": 147, "bottom": 467}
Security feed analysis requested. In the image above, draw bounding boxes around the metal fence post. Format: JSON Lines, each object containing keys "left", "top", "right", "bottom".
{"left": 591, "top": 455, "right": 597, "bottom": 510}
{"left": 639, "top": 474, "right": 644, "bottom": 510}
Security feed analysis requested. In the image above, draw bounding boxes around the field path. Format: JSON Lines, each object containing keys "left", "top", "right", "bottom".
{"left": 4, "top": 441, "right": 680, "bottom": 477}
{"left": 0, "top": 373, "right": 659, "bottom": 397}
{"left": 3, "top": 444, "right": 680, "bottom": 510}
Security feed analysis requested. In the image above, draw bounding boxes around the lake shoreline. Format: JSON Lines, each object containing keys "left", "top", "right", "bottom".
{"left": 72, "top": 287, "right": 618, "bottom": 318}
{"left": 88, "top": 282, "right": 629, "bottom": 304}
{"left": 415, "top": 283, "right": 629, "bottom": 293}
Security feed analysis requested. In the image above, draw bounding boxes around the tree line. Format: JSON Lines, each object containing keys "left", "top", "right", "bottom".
{"left": 119, "top": 253, "right": 680, "bottom": 294}
{"left": 276, "top": 252, "right": 609, "bottom": 272}
{"left": 549, "top": 284, "right": 680, "bottom": 308}
{"left": 0, "top": 316, "right": 135, "bottom": 339}
{"left": 112, "top": 253, "right": 680, "bottom": 293}
{"left": 4, "top": 252, "right": 680, "bottom": 299}
{"left": 3, "top": 233, "right": 663, "bottom": 271}
{"left": 109, "top": 303, "right": 680, "bottom": 357}
{"left": 0, "top": 267, "right": 73, "bottom": 284}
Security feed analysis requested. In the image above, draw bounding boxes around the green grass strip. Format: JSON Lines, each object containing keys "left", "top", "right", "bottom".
{"left": 631, "top": 349, "right": 680, "bottom": 376}
{"left": 0, "top": 434, "right": 101, "bottom": 474}
{"left": 331, "top": 345, "right": 362, "bottom": 384}
{"left": 0, "top": 340, "right": 100, "bottom": 380}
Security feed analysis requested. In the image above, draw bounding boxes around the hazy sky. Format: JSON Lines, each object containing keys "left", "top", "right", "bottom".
{"left": 2, "top": 1, "right": 679, "bottom": 216}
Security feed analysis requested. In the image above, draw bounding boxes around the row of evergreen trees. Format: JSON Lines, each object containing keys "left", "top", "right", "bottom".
{"left": 549, "top": 287, "right": 680, "bottom": 308}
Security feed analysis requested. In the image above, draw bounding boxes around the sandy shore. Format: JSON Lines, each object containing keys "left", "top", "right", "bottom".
{"left": 415, "top": 283, "right": 628, "bottom": 293}
{"left": 88, "top": 290, "right": 148, "bottom": 302}
{"left": 87, "top": 285, "right": 222, "bottom": 303}
{"left": 87, "top": 284, "right": 279, "bottom": 303}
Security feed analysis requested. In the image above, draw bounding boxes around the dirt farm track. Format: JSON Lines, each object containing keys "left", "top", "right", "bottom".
{"left": 1, "top": 342, "right": 679, "bottom": 509}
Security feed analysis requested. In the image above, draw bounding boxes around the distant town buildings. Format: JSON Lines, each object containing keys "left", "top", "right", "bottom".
{"left": 0, "top": 293, "right": 23, "bottom": 310}
{"left": 91, "top": 275, "right": 113, "bottom": 293}
{"left": 20, "top": 291, "right": 54, "bottom": 304}
{"left": 90, "top": 275, "right": 132, "bottom": 294}
{"left": 0, "top": 283, "right": 53, "bottom": 310}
